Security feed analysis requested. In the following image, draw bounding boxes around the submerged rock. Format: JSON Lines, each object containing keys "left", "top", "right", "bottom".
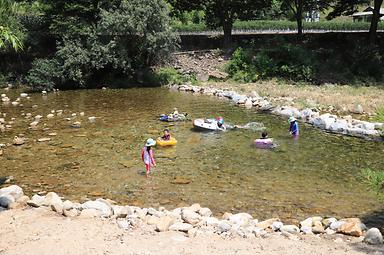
{"left": 171, "top": 177, "right": 191, "bottom": 185}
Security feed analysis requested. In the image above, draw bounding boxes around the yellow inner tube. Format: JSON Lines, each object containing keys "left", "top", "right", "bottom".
{"left": 156, "top": 137, "right": 177, "bottom": 146}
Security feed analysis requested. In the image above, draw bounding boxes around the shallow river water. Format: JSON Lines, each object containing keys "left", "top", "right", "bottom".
{"left": 1, "top": 87, "right": 384, "bottom": 225}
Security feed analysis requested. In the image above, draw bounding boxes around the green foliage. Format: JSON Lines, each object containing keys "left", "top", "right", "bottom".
{"left": 26, "top": 58, "right": 62, "bottom": 91}
{"left": 26, "top": 0, "right": 179, "bottom": 91}
{"left": 373, "top": 106, "right": 384, "bottom": 123}
{"left": 361, "top": 168, "right": 384, "bottom": 197}
{"left": 154, "top": 67, "right": 197, "bottom": 85}
{"left": 226, "top": 45, "right": 317, "bottom": 82}
{"left": 0, "top": 0, "right": 25, "bottom": 51}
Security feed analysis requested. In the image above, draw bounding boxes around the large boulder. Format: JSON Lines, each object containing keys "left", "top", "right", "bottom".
{"left": 364, "top": 228, "right": 383, "bottom": 245}
{"left": 336, "top": 218, "right": 364, "bottom": 237}
{"left": 198, "top": 207, "right": 212, "bottom": 217}
{"left": 0, "top": 185, "right": 23, "bottom": 200}
{"left": 329, "top": 119, "right": 349, "bottom": 133}
{"left": 82, "top": 200, "right": 112, "bottom": 217}
{"left": 312, "top": 114, "right": 336, "bottom": 129}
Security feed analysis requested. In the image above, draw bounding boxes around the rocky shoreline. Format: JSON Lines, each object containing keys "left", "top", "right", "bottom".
{"left": 167, "top": 84, "right": 384, "bottom": 141}
{"left": 0, "top": 185, "right": 383, "bottom": 246}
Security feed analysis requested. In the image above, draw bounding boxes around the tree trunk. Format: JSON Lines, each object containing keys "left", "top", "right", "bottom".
{"left": 223, "top": 20, "right": 233, "bottom": 49}
{"left": 296, "top": 0, "right": 303, "bottom": 35}
{"left": 369, "top": 0, "right": 383, "bottom": 44}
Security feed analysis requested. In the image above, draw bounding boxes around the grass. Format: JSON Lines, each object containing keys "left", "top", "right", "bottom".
{"left": 372, "top": 106, "right": 384, "bottom": 122}
{"left": 200, "top": 79, "right": 384, "bottom": 117}
{"left": 361, "top": 168, "right": 384, "bottom": 198}
{"left": 172, "top": 20, "right": 384, "bottom": 32}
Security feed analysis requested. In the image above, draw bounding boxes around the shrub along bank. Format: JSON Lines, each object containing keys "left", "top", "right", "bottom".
{"left": 225, "top": 36, "right": 384, "bottom": 85}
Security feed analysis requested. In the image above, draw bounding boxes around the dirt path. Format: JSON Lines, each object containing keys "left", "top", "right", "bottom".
{"left": 0, "top": 208, "right": 382, "bottom": 255}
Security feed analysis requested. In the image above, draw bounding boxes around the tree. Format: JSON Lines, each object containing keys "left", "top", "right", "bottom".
{"left": 0, "top": 0, "right": 24, "bottom": 51}
{"left": 327, "top": 0, "right": 383, "bottom": 44}
{"left": 27, "top": 0, "right": 179, "bottom": 90}
{"left": 170, "top": 0, "right": 270, "bottom": 48}
{"left": 281, "top": 0, "right": 331, "bottom": 35}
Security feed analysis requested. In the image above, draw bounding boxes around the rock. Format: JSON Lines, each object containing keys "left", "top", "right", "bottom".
{"left": 272, "top": 221, "right": 284, "bottom": 231}
{"left": 363, "top": 228, "right": 383, "bottom": 245}
{"left": 312, "top": 114, "right": 336, "bottom": 130}
{"left": 27, "top": 194, "right": 45, "bottom": 207}
{"left": 0, "top": 185, "right": 24, "bottom": 200}
{"left": 300, "top": 218, "right": 313, "bottom": 228}
{"left": 80, "top": 209, "right": 102, "bottom": 218}
{"left": 82, "top": 200, "right": 112, "bottom": 217}
{"left": 202, "top": 217, "right": 220, "bottom": 227}
{"left": 63, "top": 208, "right": 79, "bottom": 217}
{"left": 198, "top": 207, "right": 212, "bottom": 217}
{"left": 188, "top": 228, "right": 198, "bottom": 238}
{"left": 330, "top": 220, "right": 346, "bottom": 230}
{"left": 155, "top": 216, "right": 175, "bottom": 232}
{"left": 329, "top": 120, "right": 349, "bottom": 133}
{"left": 15, "top": 195, "right": 29, "bottom": 205}
{"left": 280, "top": 225, "right": 300, "bottom": 234}
{"left": 312, "top": 221, "right": 325, "bottom": 234}
{"left": 43, "top": 192, "right": 62, "bottom": 207}
{"left": 171, "top": 177, "right": 191, "bottom": 185}
{"left": 353, "top": 104, "right": 364, "bottom": 114}
{"left": 146, "top": 215, "right": 160, "bottom": 225}
{"left": 70, "top": 121, "right": 81, "bottom": 128}
{"left": 300, "top": 226, "right": 313, "bottom": 234}
{"left": 63, "top": 200, "right": 74, "bottom": 211}
{"left": 188, "top": 203, "right": 201, "bottom": 212}
{"left": 0, "top": 194, "right": 15, "bottom": 208}
{"left": 51, "top": 203, "right": 63, "bottom": 214}
{"left": 117, "top": 219, "right": 130, "bottom": 230}
{"left": 322, "top": 217, "right": 337, "bottom": 228}
{"left": 229, "top": 213, "right": 253, "bottom": 227}
{"left": 37, "top": 138, "right": 51, "bottom": 142}
{"left": 169, "top": 222, "right": 193, "bottom": 232}
{"left": 112, "top": 205, "right": 132, "bottom": 218}
{"left": 244, "top": 99, "right": 253, "bottom": 108}
{"left": 217, "top": 221, "right": 231, "bottom": 233}
{"left": 326, "top": 228, "right": 336, "bottom": 235}
{"left": 222, "top": 212, "right": 232, "bottom": 220}
{"left": 337, "top": 221, "right": 364, "bottom": 237}
{"left": 256, "top": 218, "right": 280, "bottom": 229}
{"left": 181, "top": 209, "right": 201, "bottom": 225}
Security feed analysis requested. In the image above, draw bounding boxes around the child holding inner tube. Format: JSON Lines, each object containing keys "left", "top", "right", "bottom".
{"left": 141, "top": 138, "right": 156, "bottom": 177}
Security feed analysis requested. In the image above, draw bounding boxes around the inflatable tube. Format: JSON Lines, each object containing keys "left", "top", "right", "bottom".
{"left": 159, "top": 114, "right": 188, "bottom": 122}
{"left": 156, "top": 137, "right": 177, "bottom": 146}
{"left": 193, "top": 118, "right": 226, "bottom": 131}
{"left": 254, "top": 138, "right": 274, "bottom": 149}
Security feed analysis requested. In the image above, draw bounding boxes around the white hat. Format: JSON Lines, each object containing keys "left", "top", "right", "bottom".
{"left": 145, "top": 138, "right": 156, "bottom": 147}
{"left": 288, "top": 116, "right": 297, "bottom": 123}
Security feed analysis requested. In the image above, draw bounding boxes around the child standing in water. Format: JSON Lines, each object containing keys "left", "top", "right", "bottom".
{"left": 141, "top": 138, "right": 156, "bottom": 177}
{"left": 288, "top": 116, "right": 299, "bottom": 138}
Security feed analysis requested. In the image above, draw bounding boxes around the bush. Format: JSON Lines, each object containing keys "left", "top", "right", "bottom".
{"left": 226, "top": 44, "right": 317, "bottom": 82}
{"left": 154, "top": 67, "right": 197, "bottom": 85}
{"left": 361, "top": 168, "right": 384, "bottom": 197}
{"left": 26, "top": 58, "right": 62, "bottom": 91}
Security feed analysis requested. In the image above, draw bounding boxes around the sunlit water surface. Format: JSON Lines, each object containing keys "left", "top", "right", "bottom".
{"left": 1, "top": 88, "right": 383, "bottom": 225}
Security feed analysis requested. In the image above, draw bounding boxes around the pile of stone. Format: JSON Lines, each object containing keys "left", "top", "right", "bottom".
{"left": 169, "top": 84, "right": 383, "bottom": 140}
{"left": 0, "top": 185, "right": 383, "bottom": 245}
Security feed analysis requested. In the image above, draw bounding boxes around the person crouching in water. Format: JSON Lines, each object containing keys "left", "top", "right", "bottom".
{"left": 161, "top": 128, "right": 171, "bottom": 141}
{"left": 216, "top": 116, "right": 226, "bottom": 131}
{"left": 288, "top": 117, "right": 299, "bottom": 138}
{"left": 141, "top": 138, "right": 156, "bottom": 177}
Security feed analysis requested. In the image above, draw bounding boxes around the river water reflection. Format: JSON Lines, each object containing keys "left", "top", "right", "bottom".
{"left": 1, "top": 87, "right": 383, "bottom": 225}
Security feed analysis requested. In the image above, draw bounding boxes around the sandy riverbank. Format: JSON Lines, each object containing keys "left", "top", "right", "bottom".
{"left": 0, "top": 207, "right": 383, "bottom": 255}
